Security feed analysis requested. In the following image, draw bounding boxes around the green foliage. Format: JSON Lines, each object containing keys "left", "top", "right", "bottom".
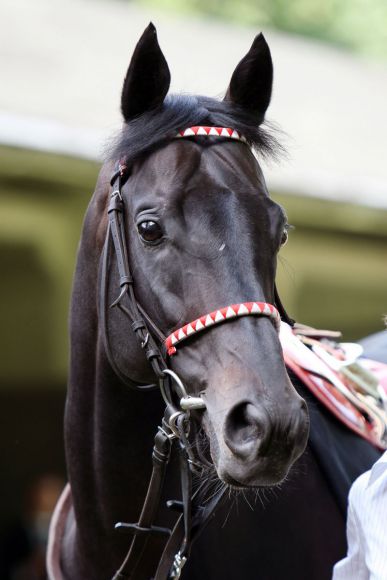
{"left": 139, "top": 0, "right": 387, "bottom": 59}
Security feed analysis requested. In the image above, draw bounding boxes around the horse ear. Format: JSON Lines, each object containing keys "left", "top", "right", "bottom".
{"left": 224, "top": 33, "right": 273, "bottom": 121}
{"left": 121, "top": 23, "right": 171, "bottom": 122}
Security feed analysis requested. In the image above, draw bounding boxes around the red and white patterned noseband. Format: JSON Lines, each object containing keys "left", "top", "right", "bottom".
{"left": 176, "top": 126, "right": 247, "bottom": 143}
{"left": 165, "top": 302, "right": 280, "bottom": 356}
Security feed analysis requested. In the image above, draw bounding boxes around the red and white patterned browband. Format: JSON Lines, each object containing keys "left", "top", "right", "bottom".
{"left": 176, "top": 126, "right": 247, "bottom": 143}
{"left": 165, "top": 302, "right": 280, "bottom": 356}
{"left": 117, "top": 127, "right": 247, "bottom": 175}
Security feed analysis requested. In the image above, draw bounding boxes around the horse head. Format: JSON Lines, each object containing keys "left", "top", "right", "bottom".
{"left": 103, "top": 23, "right": 309, "bottom": 489}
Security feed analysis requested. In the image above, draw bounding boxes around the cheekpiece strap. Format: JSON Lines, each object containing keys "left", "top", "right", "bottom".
{"left": 165, "top": 302, "right": 280, "bottom": 356}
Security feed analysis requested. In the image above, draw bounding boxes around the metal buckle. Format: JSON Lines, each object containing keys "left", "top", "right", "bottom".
{"left": 169, "top": 551, "right": 187, "bottom": 579}
{"left": 157, "top": 425, "right": 177, "bottom": 441}
{"left": 168, "top": 411, "right": 186, "bottom": 439}
{"left": 111, "top": 188, "right": 122, "bottom": 201}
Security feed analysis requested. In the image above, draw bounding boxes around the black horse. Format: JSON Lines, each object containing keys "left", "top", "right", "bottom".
{"left": 56, "top": 25, "right": 381, "bottom": 580}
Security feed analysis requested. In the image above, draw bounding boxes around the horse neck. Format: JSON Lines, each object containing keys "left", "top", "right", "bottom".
{"left": 65, "top": 336, "right": 164, "bottom": 522}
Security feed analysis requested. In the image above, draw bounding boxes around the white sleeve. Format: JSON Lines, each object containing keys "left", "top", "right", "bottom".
{"left": 332, "top": 485, "right": 369, "bottom": 580}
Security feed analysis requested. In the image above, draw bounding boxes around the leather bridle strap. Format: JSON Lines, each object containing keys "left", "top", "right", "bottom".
{"left": 274, "top": 285, "right": 295, "bottom": 327}
{"left": 154, "top": 481, "right": 227, "bottom": 580}
{"left": 106, "top": 168, "right": 202, "bottom": 580}
{"left": 112, "top": 410, "right": 174, "bottom": 580}
{"left": 102, "top": 166, "right": 168, "bottom": 390}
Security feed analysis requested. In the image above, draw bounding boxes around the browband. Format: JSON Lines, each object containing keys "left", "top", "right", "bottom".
{"left": 165, "top": 302, "right": 280, "bottom": 356}
{"left": 114, "top": 126, "right": 248, "bottom": 183}
{"left": 176, "top": 126, "right": 247, "bottom": 142}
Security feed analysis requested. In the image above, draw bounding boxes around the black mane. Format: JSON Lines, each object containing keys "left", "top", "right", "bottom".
{"left": 108, "top": 93, "right": 281, "bottom": 166}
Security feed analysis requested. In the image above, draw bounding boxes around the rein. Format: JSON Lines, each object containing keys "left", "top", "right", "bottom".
{"left": 102, "top": 126, "right": 292, "bottom": 580}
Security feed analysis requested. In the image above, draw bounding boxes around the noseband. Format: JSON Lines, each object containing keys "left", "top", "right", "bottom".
{"left": 166, "top": 301, "right": 280, "bottom": 356}
{"left": 103, "top": 126, "right": 292, "bottom": 580}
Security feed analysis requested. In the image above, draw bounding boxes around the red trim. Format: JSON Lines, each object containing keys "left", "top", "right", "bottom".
{"left": 176, "top": 126, "right": 246, "bottom": 142}
{"left": 165, "top": 301, "right": 280, "bottom": 356}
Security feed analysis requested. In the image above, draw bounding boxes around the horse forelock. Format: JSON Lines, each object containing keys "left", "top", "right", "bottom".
{"left": 106, "top": 94, "right": 283, "bottom": 169}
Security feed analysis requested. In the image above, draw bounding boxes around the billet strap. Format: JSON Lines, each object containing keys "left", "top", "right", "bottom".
{"left": 165, "top": 302, "right": 280, "bottom": 356}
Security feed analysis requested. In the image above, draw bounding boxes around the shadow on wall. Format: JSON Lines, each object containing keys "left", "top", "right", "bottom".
{"left": 0, "top": 390, "right": 66, "bottom": 580}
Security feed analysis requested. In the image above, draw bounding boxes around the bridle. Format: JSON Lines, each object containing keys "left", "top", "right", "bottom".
{"left": 101, "top": 126, "right": 293, "bottom": 579}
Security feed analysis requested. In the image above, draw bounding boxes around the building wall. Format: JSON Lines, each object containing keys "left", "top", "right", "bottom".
{"left": 275, "top": 194, "right": 387, "bottom": 340}
{"left": 0, "top": 146, "right": 97, "bottom": 388}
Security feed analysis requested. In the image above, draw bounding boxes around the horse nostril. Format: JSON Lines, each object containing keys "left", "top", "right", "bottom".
{"left": 224, "top": 402, "right": 265, "bottom": 459}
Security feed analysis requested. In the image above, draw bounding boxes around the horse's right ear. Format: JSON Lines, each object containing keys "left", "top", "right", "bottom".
{"left": 121, "top": 23, "right": 171, "bottom": 122}
{"left": 224, "top": 33, "right": 273, "bottom": 122}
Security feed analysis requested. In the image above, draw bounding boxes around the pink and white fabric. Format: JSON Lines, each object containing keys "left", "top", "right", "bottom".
{"left": 176, "top": 126, "right": 247, "bottom": 143}
{"left": 280, "top": 322, "right": 387, "bottom": 450}
{"left": 165, "top": 301, "right": 280, "bottom": 356}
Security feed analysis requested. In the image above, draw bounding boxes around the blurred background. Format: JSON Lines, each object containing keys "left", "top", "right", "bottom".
{"left": 1, "top": 0, "right": 386, "bottom": 577}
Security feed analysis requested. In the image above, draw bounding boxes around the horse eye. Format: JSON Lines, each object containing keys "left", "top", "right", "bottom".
{"left": 137, "top": 220, "right": 163, "bottom": 243}
{"left": 280, "top": 229, "right": 288, "bottom": 246}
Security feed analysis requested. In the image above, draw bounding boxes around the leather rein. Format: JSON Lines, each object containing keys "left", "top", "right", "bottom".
{"left": 101, "top": 127, "right": 294, "bottom": 580}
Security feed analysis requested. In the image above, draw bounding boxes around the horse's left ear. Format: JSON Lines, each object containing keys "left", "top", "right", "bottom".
{"left": 224, "top": 33, "right": 273, "bottom": 121}
{"left": 121, "top": 23, "right": 171, "bottom": 122}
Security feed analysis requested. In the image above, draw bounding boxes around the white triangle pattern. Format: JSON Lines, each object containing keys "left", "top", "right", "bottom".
{"left": 226, "top": 307, "right": 237, "bottom": 318}
{"left": 238, "top": 304, "right": 249, "bottom": 315}
{"left": 165, "top": 302, "right": 280, "bottom": 355}
{"left": 186, "top": 324, "right": 195, "bottom": 335}
{"left": 175, "top": 126, "right": 245, "bottom": 144}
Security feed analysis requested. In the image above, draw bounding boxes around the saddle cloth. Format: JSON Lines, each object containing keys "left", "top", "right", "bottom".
{"left": 280, "top": 322, "right": 387, "bottom": 450}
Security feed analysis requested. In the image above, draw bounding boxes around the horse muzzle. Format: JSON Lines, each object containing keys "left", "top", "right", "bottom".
{"left": 205, "top": 395, "right": 309, "bottom": 487}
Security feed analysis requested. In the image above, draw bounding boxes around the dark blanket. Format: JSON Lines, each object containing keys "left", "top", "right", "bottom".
{"left": 293, "top": 373, "right": 382, "bottom": 515}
